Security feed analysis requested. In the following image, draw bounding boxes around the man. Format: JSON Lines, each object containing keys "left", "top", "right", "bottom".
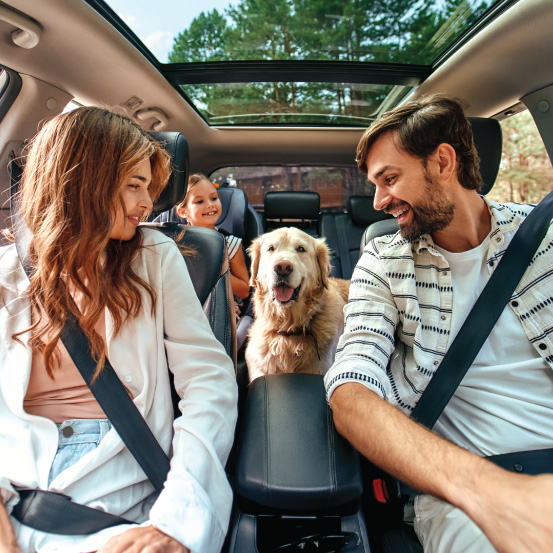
{"left": 324, "top": 95, "right": 553, "bottom": 553}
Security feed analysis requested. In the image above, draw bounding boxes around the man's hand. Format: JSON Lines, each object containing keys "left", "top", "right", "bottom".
{"left": 97, "top": 526, "right": 190, "bottom": 553}
{"left": 330, "top": 383, "right": 553, "bottom": 553}
{"left": 464, "top": 472, "right": 553, "bottom": 553}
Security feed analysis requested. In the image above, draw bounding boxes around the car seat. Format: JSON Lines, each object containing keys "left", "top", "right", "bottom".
{"left": 142, "top": 132, "right": 237, "bottom": 369}
{"left": 153, "top": 183, "right": 263, "bottom": 268}
{"left": 321, "top": 196, "right": 392, "bottom": 279}
{"left": 263, "top": 191, "right": 321, "bottom": 236}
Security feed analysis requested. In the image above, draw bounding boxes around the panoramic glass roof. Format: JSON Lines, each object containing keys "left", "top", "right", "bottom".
{"left": 93, "top": 0, "right": 511, "bottom": 126}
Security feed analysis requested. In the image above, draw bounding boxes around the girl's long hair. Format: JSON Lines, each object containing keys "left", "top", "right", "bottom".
{"left": 16, "top": 107, "right": 171, "bottom": 378}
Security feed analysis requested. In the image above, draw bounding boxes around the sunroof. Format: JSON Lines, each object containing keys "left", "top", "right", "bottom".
{"left": 94, "top": 0, "right": 512, "bottom": 126}
{"left": 179, "top": 81, "right": 411, "bottom": 127}
{"left": 104, "top": 0, "right": 506, "bottom": 65}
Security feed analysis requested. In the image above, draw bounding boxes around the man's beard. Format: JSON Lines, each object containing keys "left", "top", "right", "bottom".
{"left": 392, "top": 173, "right": 455, "bottom": 242}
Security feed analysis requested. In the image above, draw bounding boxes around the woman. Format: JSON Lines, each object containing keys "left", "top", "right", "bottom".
{"left": 0, "top": 108, "right": 237, "bottom": 553}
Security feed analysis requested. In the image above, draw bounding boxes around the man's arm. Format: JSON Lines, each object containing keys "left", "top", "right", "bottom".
{"left": 330, "top": 382, "right": 553, "bottom": 553}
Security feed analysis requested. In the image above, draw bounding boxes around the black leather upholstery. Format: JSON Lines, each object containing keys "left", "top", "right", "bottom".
{"left": 321, "top": 196, "right": 392, "bottom": 278}
{"left": 144, "top": 133, "right": 236, "bottom": 366}
{"left": 236, "top": 374, "right": 362, "bottom": 511}
{"left": 217, "top": 185, "right": 264, "bottom": 251}
{"left": 264, "top": 191, "right": 321, "bottom": 235}
{"left": 470, "top": 117, "right": 502, "bottom": 196}
{"left": 348, "top": 195, "right": 390, "bottom": 228}
{"left": 264, "top": 191, "right": 320, "bottom": 220}
{"left": 150, "top": 132, "right": 189, "bottom": 215}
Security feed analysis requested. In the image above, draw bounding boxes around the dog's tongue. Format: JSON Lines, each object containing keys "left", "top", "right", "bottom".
{"left": 274, "top": 284, "right": 294, "bottom": 302}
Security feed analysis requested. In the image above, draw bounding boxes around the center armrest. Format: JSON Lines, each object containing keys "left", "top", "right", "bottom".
{"left": 236, "top": 373, "right": 362, "bottom": 511}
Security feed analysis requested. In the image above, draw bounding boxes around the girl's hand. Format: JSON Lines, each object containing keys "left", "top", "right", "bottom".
{"left": 97, "top": 526, "right": 189, "bottom": 553}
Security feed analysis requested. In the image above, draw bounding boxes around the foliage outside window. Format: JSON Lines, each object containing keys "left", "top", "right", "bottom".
{"left": 169, "top": 0, "right": 496, "bottom": 65}
{"left": 167, "top": 0, "right": 498, "bottom": 125}
{"left": 488, "top": 111, "right": 553, "bottom": 204}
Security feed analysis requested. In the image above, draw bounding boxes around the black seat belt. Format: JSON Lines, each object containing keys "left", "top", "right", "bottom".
{"left": 335, "top": 215, "right": 352, "bottom": 279}
{"left": 9, "top": 159, "right": 170, "bottom": 534}
{"left": 410, "top": 190, "right": 553, "bottom": 472}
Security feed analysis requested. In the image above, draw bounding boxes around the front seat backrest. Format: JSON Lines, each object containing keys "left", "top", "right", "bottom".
{"left": 144, "top": 132, "right": 236, "bottom": 368}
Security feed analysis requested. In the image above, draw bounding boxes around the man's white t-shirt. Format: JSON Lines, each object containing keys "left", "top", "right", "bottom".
{"left": 433, "top": 236, "right": 553, "bottom": 456}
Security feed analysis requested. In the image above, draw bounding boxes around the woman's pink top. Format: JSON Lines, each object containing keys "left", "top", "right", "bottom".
{"left": 24, "top": 305, "right": 106, "bottom": 423}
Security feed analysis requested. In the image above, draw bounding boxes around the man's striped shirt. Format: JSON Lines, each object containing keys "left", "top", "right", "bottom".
{"left": 325, "top": 198, "right": 553, "bottom": 414}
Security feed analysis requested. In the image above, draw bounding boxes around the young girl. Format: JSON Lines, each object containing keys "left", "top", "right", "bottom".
{"left": 176, "top": 175, "right": 250, "bottom": 317}
{"left": 0, "top": 108, "right": 237, "bottom": 553}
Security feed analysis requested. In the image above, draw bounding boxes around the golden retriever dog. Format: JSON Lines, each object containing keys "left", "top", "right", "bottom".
{"left": 246, "top": 227, "right": 350, "bottom": 382}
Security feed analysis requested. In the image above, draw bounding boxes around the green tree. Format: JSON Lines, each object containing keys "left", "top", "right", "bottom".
{"left": 167, "top": 0, "right": 500, "bottom": 125}
{"left": 169, "top": 9, "right": 228, "bottom": 63}
{"left": 489, "top": 111, "right": 553, "bottom": 204}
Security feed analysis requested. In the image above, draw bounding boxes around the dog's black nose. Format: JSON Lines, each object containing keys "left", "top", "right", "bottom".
{"left": 274, "top": 261, "right": 293, "bottom": 277}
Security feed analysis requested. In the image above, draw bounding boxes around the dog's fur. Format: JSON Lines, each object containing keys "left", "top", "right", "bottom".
{"left": 246, "top": 227, "right": 350, "bottom": 382}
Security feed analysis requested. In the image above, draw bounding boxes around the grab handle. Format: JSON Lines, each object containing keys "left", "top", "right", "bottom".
{"left": 0, "top": 4, "right": 42, "bottom": 49}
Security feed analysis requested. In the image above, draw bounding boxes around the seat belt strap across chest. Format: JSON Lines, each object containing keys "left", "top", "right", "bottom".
{"left": 408, "top": 191, "right": 553, "bottom": 476}
{"left": 9, "top": 159, "right": 170, "bottom": 534}
{"left": 411, "top": 191, "right": 553, "bottom": 429}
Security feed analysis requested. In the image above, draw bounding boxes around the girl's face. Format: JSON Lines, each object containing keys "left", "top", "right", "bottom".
{"left": 178, "top": 179, "right": 222, "bottom": 229}
{"left": 110, "top": 157, "right": 153, "bottom": 240}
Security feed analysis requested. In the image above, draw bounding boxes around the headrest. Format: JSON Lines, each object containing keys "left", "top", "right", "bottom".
{"left": 216, "top": 186, "right": 247, "bottom": 237}
{"left": 467, "top": 117, "right": 502, "bottom": 195}
{"left": 348, "top": 195, "right": 390, "bottom": 227}
{"left": 264, "top": 191, "right": 320, "bottom": 220}
{"left": 150, "top": 132, "right": 189, "bottom": 215}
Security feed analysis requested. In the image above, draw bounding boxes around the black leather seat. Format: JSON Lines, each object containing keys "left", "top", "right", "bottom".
{"left": 264, "top": 191, "right": 321, "bottom": 236}
{"left": 360, "top": 117, "right": 503, "bottom": 252}
{"left": 321, "top": 196, "right": 392, "bottom": 279}
{"left": 142, "top": 132, "right": 236, "bottom": 368}
{"left": 217, "top": 184, "right": 264, "bottom": 255}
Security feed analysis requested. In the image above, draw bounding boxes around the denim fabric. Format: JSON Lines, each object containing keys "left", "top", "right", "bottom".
{"left": 48, "top": 419, "right": 111, "bottom": 486}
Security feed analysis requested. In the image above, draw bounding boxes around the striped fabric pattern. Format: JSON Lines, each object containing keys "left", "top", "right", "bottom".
{"left": 325, "top": 198, "right": 553, "bottom": 414}
{"left": 225, "top": 234, "right": 242, "bottom": 261}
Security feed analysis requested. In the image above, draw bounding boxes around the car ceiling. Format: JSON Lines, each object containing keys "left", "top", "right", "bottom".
{"left": 0, "top": 0, "right": 552, "bottom": 180}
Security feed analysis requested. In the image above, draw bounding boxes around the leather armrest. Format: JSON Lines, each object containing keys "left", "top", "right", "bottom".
{"left": 236, "top": 373, "right": 362, "bottom": 511}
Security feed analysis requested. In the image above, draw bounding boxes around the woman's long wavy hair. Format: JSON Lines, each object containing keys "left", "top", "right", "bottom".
{"left": 16, "top": 107, "right": 171, "bottom": 379}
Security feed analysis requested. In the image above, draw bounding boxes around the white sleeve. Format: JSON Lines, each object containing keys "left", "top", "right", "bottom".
{"left": 148, "top": 241, "right": 238, "bottom": 553}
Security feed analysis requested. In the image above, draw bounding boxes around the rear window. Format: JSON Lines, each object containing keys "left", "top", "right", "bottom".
{"left": 210, "top": 165, "right": 370, "bottom": 212}
{"left": 212, "top": 111, "right": 553, "bottom": 213}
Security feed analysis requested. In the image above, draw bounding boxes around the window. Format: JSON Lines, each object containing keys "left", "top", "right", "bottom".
{"left": 210, "top": 165, "right": 371, "bottom": 211}
{"left": 488, "top": 110, "right": 553, "bottom": 204}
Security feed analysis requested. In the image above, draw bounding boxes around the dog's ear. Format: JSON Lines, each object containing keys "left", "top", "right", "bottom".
{"left": 247, "top": 236, "right": 263, "bottom": 286}
{"left": 315, "top": 237, "right": 331, "bottom": 289}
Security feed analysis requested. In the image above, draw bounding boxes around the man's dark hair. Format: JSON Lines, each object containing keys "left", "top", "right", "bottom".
{"left": 356, "top": 95, "right": 483, "bottom": 191}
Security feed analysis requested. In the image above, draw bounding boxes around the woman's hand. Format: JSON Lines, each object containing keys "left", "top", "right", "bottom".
{"left": 0, "top": 502, "right": 22, "bottom": 553}
{"left": 97, "top": 526, "right": 189, "bottom": 553}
